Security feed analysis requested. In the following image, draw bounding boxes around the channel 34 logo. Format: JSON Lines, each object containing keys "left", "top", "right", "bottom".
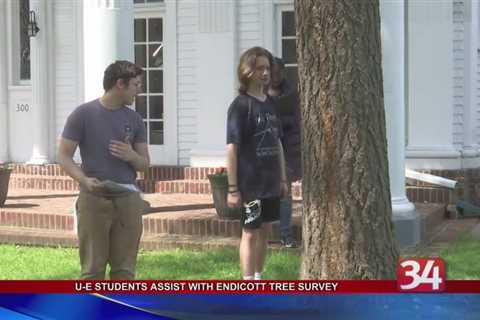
{"left": 397, "top": 258, "right": 446, "bottom": 292}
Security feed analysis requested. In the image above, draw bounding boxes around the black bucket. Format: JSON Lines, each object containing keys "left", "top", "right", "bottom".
{"left": 207, "top": 173, "right": 241, "bottom": 220}
{"left": 0, "top": 169, "right": 11, "bottom": 207}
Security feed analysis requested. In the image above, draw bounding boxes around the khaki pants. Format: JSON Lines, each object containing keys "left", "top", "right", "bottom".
{"left": 76, "top": 191, "right": 143, "bottom": 280}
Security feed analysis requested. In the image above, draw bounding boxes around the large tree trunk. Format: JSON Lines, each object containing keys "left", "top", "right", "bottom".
{"left": 296, "top": 0, "right": 399, "bottom": 279}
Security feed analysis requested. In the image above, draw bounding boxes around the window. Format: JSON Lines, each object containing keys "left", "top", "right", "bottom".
{"left": 19, "top": 0, "right": 30, "bottom": 80}
{"left": 134, "top": 17, "right": 164, "bottom": 145}
{"left": 279, "top": 10, "right": 297, "bottom": 89}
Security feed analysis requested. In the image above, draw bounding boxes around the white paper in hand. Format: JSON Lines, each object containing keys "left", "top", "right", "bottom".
{"left": 100, "top": 180, "right": 139, "bottom": 193}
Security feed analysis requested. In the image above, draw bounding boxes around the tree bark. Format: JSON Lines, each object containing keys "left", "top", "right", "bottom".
{"left": 296, "top": 0, "right": 399, "bottom": 279}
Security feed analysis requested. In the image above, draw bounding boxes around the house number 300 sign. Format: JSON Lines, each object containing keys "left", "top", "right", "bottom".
{"left": 16, "top": 103, "right": 30, "bottom": 112}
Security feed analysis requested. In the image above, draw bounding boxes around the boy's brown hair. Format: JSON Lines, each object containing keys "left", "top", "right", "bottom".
{"left": 103, "top": 60, "right": 143, "bottom": 91}
{"left": 237, "top": 47, "right": 273, "bottom": 94}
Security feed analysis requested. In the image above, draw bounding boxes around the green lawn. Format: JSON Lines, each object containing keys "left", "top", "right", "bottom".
{"left": 441, "top": 236, "right": 480, "bottom": 280}
{"left": 0, "top": 237, "right": 478, "bottom": 280}
{"left": 0, "top": 245, "right": 299, "bottom": 280}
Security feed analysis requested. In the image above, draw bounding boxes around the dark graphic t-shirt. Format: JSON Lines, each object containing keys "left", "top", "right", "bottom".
{"left": 226, "top": 94, "right": 283, "bottom": 201}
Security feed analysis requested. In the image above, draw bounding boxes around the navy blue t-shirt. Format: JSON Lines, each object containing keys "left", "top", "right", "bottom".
{"left": 226, "top": 94, "right": 283, "bottom": 201}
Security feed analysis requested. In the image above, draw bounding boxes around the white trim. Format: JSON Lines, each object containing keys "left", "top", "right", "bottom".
{"left": 6, "top": 0, "right": 12, "bottom": 85}
{"left": 6, "top": 85, "right": 31, "bottom": 92}
{"left": 404, "top": 0, "right": 409, "bottom": 148}
{"left": 263, "top": 1, "right": 295, "bottom": 56}
{"left": 46, "top": 0, "right": 56, "bottom": 161}
{"left": 274, "top": 4, "right": 298, "bottom": 87}
{"left": 133, "top": 1, "right": 165, "bottom": 12}
{"left": 275, "top": 6, "right": 281, "bottom": 54}
{"left": 27, "top": 0, "right": 52, "bottom": 164}
{"left": 462, "top": 0, "right": 480, "bottom": 155}
{"left": 273, "top": 0, "right": 294, "bottom": 5}
{"left": 7, "top": 85, "right": 32, "bottom": 91}
{"left": 73, "top": 0, "right": 84, "bottom": 164}
{"left": 262, "top": 1, "right": 274, "bottom": 52}
{"left": 406, "top": 147, "right": 461, "bottom": 159}
{"left": 6, "top": 0, "right": 20, "bottom": 85}
{"left": 274, "top": 2, "right": 294, "bottom": 56}
{"left": 0, "top": 0, "right": 9, "bottom": 162}
{"left": 406, "top": 158, "right": 463, "bottom": 171}
{"left": 165, "top": 0, "right": 178, "bottom": 165}
{"left": 134, "top": 1, "right": 177, "bottom": 165}
{"left": 6, "top": 0, "right": 32, "bottom": 85}
{"left": 76, "top": 0, "right": 84, "bottom": 106}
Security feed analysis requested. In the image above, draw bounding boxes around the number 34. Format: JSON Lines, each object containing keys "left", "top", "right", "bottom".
{"left": 397, "top": 258, "right": 446, "bottom": 292}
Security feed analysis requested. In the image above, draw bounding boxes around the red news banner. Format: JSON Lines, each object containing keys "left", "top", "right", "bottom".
{"left": 0, "top": 280, "right": 478, "bottom": 294}
{"left": 0, "top": 259, "right": 478, "bottom": 294}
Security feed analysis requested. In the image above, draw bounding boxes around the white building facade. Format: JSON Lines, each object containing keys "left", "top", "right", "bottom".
{"left": 1, "top": 0, "right": 480, "bottom": 245}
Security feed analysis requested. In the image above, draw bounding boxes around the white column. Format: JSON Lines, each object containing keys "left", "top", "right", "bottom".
{"left": 381, "top": 0, "right": 420, "bottom": 247}
{"left": 0, "top": 0, "right": 8, "bottom": 162}
{"left": 189, "top": 0, "right": 237, "bottom": 167}
{"left": 406, "top": 1, "right": 460, "bottom": 170}
{"left": 27, "top": 0, "right": 51, "bottom": 164}
{"left": 461, "top": 0, "right": 480, "bottom": 167}
{"left": 83, "top": 0, "right": 134, "bottom": 102}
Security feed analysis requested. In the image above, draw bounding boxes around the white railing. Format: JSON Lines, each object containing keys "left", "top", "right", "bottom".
{"left": 405, "top": 169, "right": 457, "bottom": 189}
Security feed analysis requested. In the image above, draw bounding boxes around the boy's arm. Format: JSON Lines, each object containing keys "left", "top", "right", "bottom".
{"left": 131, "top": 142, "right": 150, "bottom": 172}
{"left": 57, "top": 137, "right": 103, "bottom": 192}
{"left": 227, "top": 143, "right": 241, "bottom": 207}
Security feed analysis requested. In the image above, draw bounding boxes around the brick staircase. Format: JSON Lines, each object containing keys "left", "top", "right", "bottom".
{"left": 1, "top": 164, "right": 302, "bottom": 250}
{"left": 8, "top": 164, "right": 228, "bottom": 194}
{"left": 0, "top": 196, "right": 302, "bottom": 251}
{"left": 8, "top": 164, "right": 304, "bottom": 198}
{"left": 2, "top": 164, "right": 467, "bottom": 250}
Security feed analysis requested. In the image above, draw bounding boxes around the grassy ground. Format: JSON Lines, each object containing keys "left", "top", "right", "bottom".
{"left": 441, "top": 236, "right": 480, "bottom": 280}
{"left": 0, "top": 245, "right": 300, "bottom": 280}
{"left": 136, "top": 248, "right": 299, "bottom": 280}
{"left": 0, "top": 237, "right": 478, "bottom": 280}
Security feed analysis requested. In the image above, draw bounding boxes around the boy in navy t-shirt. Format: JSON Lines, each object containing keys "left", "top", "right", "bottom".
{"left": 226, "top": 47, "right": 288, "bottom": 280}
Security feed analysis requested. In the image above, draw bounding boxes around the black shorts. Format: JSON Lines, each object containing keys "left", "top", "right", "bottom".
{"left": 241, "top": 198, "right": 280, "bottom": 230}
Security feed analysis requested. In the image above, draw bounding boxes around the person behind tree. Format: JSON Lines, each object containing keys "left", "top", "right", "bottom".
{"left": 268, "top": 57, "right": 302, "bottom": 248}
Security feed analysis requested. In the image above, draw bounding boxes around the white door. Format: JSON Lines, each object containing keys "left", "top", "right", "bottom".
{"left": 134, "top": 6, "right": 177, "bottom": 165}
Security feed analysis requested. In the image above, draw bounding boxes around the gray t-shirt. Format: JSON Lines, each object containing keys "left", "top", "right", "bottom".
{"left": 62, "top": 99, "right": 147, "bottom": 185}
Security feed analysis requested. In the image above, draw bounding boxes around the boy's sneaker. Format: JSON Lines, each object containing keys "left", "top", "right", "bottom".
{"left": 281, "top": 237, "right": 298, "bottom": 248}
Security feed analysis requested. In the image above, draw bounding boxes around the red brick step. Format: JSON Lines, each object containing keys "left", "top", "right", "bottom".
{"left": 10, "top": 164, "right": 224, "bottom": 181}
{"left": 0, "top": 226, "right": 242, "bottom": 251}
